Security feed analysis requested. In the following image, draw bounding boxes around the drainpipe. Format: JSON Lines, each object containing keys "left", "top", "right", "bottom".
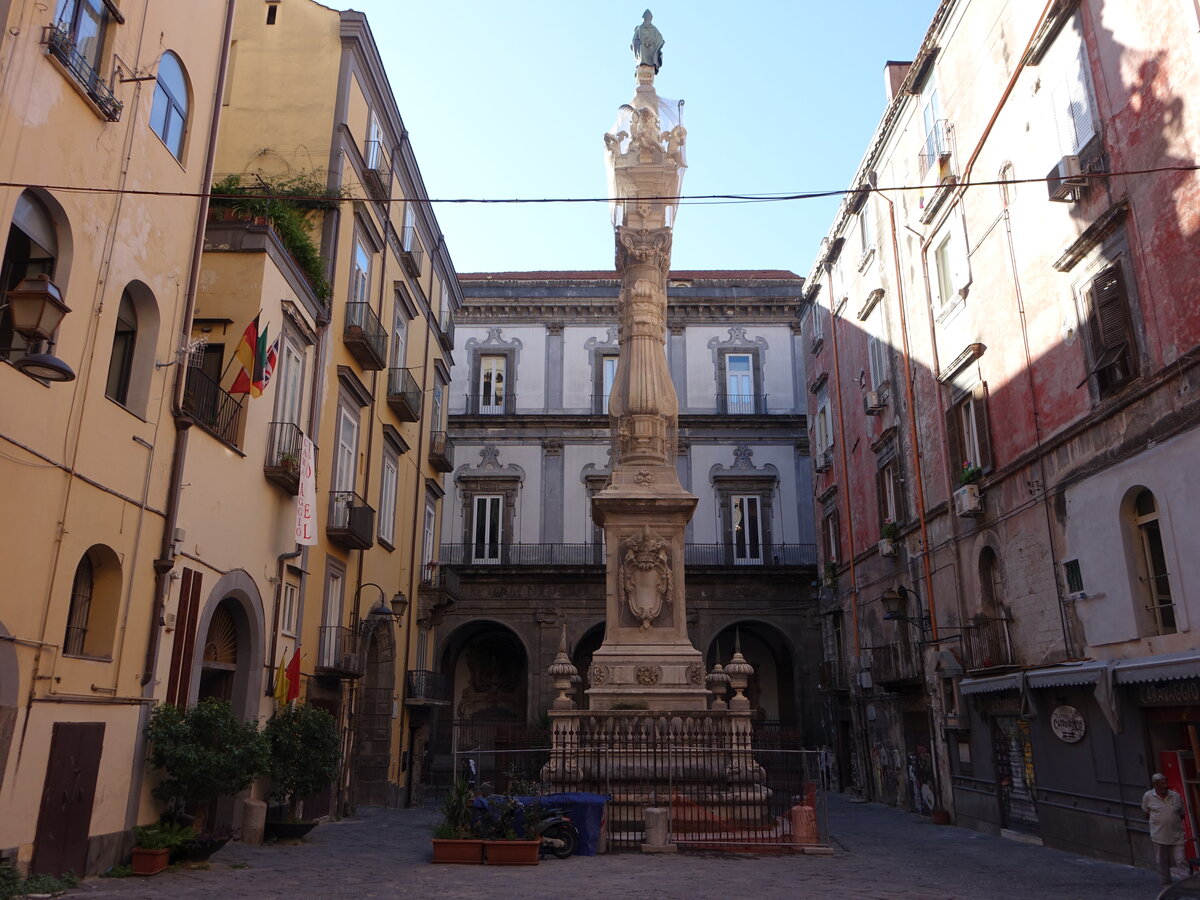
{"left": 142, "top": 0, "right": 237, "bottom": 688}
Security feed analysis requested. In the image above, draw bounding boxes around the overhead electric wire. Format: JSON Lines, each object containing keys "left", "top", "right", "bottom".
{"left": 0, "top": 164, "right": 1194, "bottom": 207}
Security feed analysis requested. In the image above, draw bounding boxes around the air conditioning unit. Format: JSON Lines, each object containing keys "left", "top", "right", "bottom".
{"left": 864, "top": 391, "right": 885, "bottom": 415}
{"left": 815, "top": 449, "right": 833, "bottom": 472}
{"left": 953, "top": 483, "right": 983, "bottom": 517}
{"left": 1047, "top": 155, "right": 1086, "bottom": 203}
{"left": 859, "top": 670, "right": 874, "bottom": 690}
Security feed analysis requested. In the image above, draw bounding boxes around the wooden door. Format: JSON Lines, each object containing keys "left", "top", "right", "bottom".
{"left": 31, "top": 722, "right": 104, "bottom": 877}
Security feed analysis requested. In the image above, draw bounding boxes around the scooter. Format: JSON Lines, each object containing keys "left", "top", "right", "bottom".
{"left": 533, "top": 807, "right": 579, "bottom": 859}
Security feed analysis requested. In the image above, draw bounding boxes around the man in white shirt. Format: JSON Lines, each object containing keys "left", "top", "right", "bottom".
{"left": 1143, "top": 773, "right": 1187, "bottom": 885}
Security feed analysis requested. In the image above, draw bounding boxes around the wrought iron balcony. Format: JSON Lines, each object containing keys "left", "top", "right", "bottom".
{"left": 343, "top": 302, "right": 388, "bottom": 370}
{"left": 43, "top": 24, "right": 123, "bottom": 121}
{"left": 862, "top": 642, "right": 923, "bottom": 685}
{"left": 182, "top": 367, "right": 243, "bottom": 446}
{"left": 316, "top": 625, "right": 364, "bottom": 679}
{"left": 386, "top": 367, "right": 421, "bottom": 421}
{"left": 464, "top": 392, "right": 516, "bottom": 415}
{"left": 327, "top": 490, "right": 375, "bottom": 549}
{"left": 437, "top": 542, "right": 816, "bottom": 568}
{"left": 436, "top": 308, "right": 455, "bottom": 351}
{"left": 400, "top": 227, "right": 423, "bottom": 278}
{"left": 963, "top": 614, "right": 1015, "bottom": 672}
{"left": 263, "top": 421, "right": 307, "bottom": 494}
{"left": 362, "top": 140, "right": 391, "bottom": 200}
{"left": 428, "top": 431, "right": 455, "bottom": 472}
{"left": 405, "top": 670, "right": 452, "bottom": 706}
{"left": 717, "top": 391, "right": 768, "bottom": 414}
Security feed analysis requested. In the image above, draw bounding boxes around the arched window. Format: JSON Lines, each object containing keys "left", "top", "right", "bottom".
{"left": 150, "top": 52, "right": 188, "bottom": 159}
{"left": 1132, "top": 489, "right": 1175, "bottom": 635}
{"left": 63, "top": 546, "right": 121, "bottom": 658}
{"left": 1, "top": 192, "right": 59, "bottom": 360}
{"left": 978, "top": 546, "right": 1003, "bottom": 619}
{"left": 105, "top": 289, "right": 136, "bottom": 404}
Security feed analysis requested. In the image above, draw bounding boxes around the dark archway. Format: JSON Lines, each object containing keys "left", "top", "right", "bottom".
{"left": 354, "top": 619, "right": 397, "bottom": 806}
{"left": 706, "top": 620, "right": 798, "bottom": 727}
{"left": 571, "top": 622, "right": 605, "bottom": 710}
{"left": 439, "top": 620, "right": 530, "bottom": 722}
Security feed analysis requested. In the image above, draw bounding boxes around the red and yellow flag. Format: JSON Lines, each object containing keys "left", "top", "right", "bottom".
{"left": 273, "top": 647, "right": 302, "bottom": 706}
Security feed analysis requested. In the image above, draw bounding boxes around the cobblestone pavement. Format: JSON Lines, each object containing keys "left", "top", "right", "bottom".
{"left": 74, "top": 794, "right": 1161, "bottom": 900}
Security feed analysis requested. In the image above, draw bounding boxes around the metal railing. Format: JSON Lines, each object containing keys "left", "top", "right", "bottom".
{"left": 405, "top": 670, "right": 452, "bottom": 704}
{"left": 386, "top": 367, "right": 421, "bottom": 420}
{"left": 717, "top": 392, "right": 768, "bottom": 414}
{"left": 437, "top": 308, "right": 455, "bottom": 349}
{"left": 428, "top": 431, "right": 454, "bottom": 472}
{"left": 920, "top": 118, "right": 951, "bottom": 175}
{"left": 344, "top": 302, "right": 388, "bottom": 369}
{"left": 464, "top": 392, "right": 516, "bottom": 415}
{"left": 316, "top": 625, "right": 364, "bottom": 678}
{"left": 963, "top": 614, "right": 1015, "bottom": 670}
{"left": 183, "top": 367, "right": 243, "bottom": 446}
{"left": 400, "top": 226, "right": 424, "bottom": 276}
{"left": 438, "top": 542, "right": 816, "bottom": 567}
{"left": 263, "top": 421, "right": 306, "bottom": 494}
{"left": 862, "top": 642, "right": 923, "bottom": 684}
{"left": 327, "top": 490, "right": 375, "bottom": 549}
{"left": 44, "top": 24, "right": 122, "bottom": 121}
{"left": 361, "top": 140, "right": 391, "bottom": 200}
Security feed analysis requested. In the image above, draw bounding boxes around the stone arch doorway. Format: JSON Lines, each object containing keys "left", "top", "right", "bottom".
{"left": 706, "top": 621, "right": 797, "bottom": 726}
{"left": 354, "top": 619, "right": 397, "bottom": 806}
{"left": 571, "top": 622, "right": 605, "bottom": 710}
{"left": 189, "top": 571, "right": 265, "bottom": 720}
{"left": 439, "top": 621, "right": 529, "bottom": 723}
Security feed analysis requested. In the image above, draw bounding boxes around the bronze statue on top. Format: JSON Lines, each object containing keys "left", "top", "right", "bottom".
{"left": 631, "top": 9, "right": 664, "bottom": 72}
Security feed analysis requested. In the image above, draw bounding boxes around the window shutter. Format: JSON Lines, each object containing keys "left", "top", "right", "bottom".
{"left": 876, "top": 468, "right": 888, "bottom": 530}
{"left": 1090, "top": 264, "right": 1129, "bottom": 351}
{"left": 868, "top": 335, "right": 886, "bottom": 388}
{"left": 945, "top": 402, "right": 963, "bottom": 479}
{"left": 951, "top": 215, "right": 972, "bottom": 296}
{"left": 1066, "top": 44, "right": 1096, "bottom": 152}
{"left": 973, "top": 382, "right": 994, "bottom": 471}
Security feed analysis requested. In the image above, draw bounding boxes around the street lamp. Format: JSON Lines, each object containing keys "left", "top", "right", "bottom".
{"left": 5, "top": 274, "right": 75, "bottom": 382}
{"left": 356, "top": 581, "right": 408, "bottom": 622}
{"left": 881, "top": 585, "right": 931, "bottom": 632}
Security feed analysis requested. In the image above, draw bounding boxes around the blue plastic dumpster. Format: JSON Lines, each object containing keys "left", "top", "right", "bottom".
{"left": 540, "top": 792, "right": 609, "bottom": 856}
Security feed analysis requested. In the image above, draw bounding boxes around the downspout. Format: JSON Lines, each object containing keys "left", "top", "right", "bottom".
{"left": 141, "top": 0, "right": 237, "bottom": 687}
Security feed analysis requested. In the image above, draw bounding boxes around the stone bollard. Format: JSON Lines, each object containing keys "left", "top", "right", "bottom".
{"left": 242, "top": 799, "right": 267, "bottom": 845}
{"left": 641, "top": 806, "right": 676, "bottom": 853}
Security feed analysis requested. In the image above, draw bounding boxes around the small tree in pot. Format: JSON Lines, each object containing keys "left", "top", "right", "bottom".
{"left": 262, "top": 703, "right": 340, "bottom": 834}
{"left": 145, "top": 697, "right": 269, "bottom": 842}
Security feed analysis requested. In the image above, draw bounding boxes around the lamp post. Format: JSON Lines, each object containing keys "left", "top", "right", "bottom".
{"left": 881, "top": 585, "right": 931, "bottom": 632}
{"left": 356, "top": 581, "right": 408, "bottom": 623}
{"left": 5, "top": 273, "right": 75, "bottom": 381}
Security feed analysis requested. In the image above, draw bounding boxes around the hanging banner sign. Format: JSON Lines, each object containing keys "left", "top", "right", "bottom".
{"left": 295, "top": 435, "right": 318, "bottom": 546}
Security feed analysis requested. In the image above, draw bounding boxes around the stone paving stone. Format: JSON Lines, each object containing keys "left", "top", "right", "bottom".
{"left": 73, "top": 794, "right": 1162, "bottom": 899}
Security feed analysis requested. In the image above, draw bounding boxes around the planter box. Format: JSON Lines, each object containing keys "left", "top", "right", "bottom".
{"left": 432, "top": 838, "right": 485, "bottom": 864}
{"left": 131, "top": 847, "right": 170, "bottom": 876}
{"left": 953, "top": 483, "right": 983, "bottom": 517}
{"left": 484, "top": 839, "right": 541, "bottom": 865}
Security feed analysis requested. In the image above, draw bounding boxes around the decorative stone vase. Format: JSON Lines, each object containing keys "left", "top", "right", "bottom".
{"left": 131, "top": 847, "right": 170, "bottom": 876}
{"left": 431, "top": 838, "right": 485, "bottom": 864}
{"left": 484, "top": 839, "right": 541, "bottom": 865}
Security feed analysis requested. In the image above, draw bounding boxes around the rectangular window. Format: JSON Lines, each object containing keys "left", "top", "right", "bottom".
{"left": 422, "top": 500, "right": 437, "bottom": 570}
{"left": 601, "top": 355, "right": 618, "bottom": 413}
{"left": 321, "top": 569, "right": 344, "bottom": 668}
{"left": 859, "top": 205, "right": 875, "bottom": 257}
{"left": 945, "top": 384, "right": 993, "bottom": 475}
{"left": 378, "top": 453, "right": 398, "bottom": 547}
{"left": 1082, "top": 263, "right": 1134, "bottom": 396}
{"left": 416, "top": 628, "right": 428, "bottom": 670}
{"left": 823, "top": 508, "right": 841, "bottom": 563}
{"left": 366, "top": 112, "right": 382, "bottom": 169}
{"left": 390, "top": 305, "right": 407, "bottom": 370}
{"left": 1063, "top": 559, "right": 1083, "bottom": 594}
{"left": 472, "top": 495, "right": 502, "bottom": 563}
{"left": 921, "top": 88, "right": 946, "bottom": 174}
{"left": 275, "top": 340, "right": 305, "bottom": 426}
{"left": 731, "top": 495, "right": 763, "bottom": 565}
{"left": 282, "top": 582, "right": 299, "bottom": 636}
{"left": 335, "top": 405, "right": 359, "bottom": 493}
{"left": 478, "top": 355, "right": 506, "bottom": 414}
{"left": 932, "top": 210, "right": 971, "bottom": 309}
{"left": 431, "top": 379, "right": 445, "bottom": 430}
{"left": 815, "top": 392, "right": 833, "bottom": 459}
{"left": 867, "top": 334, "right": 888, "bottom": 390}
{"left": 934, "top": 234, "right": 954, "bottom": 307}
{"left": 1048, "top": 28, "right": 1097, "bottom": 156}
{"left": 878, "top": 459, "right": 903, "bottom": 525}
{"left": 725, "top": 353, "right": 754, "bottom": 414}
{"left": 55, "top": 0, "right": 109, "bottom": 72}
{"left": 351, "top": 237, "right": 371, "bottom": 306}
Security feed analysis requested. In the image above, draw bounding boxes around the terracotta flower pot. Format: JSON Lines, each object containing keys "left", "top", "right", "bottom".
{"left": 484, "top": 839, "right": 541, "bottom": 865}
{"left": 431, "top": 838, "right": 485, "bottom": 864}
{"left": 131, "top": 847, "right": 170, "bottom": 876}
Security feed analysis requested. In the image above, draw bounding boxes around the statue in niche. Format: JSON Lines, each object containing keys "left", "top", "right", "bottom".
{"left": 631, "top": 10, "right": 664, "bottom": 72}
{"left": 619, "top": 525, "right": 672, "bottom": 629}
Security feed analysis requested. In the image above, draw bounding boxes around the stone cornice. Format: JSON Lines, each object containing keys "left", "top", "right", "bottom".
{"left": 456, "top": 297, "right": 802, "bottom": 324}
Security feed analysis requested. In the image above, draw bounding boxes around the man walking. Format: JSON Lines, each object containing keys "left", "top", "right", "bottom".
{"left": 1143, "top": 773, "right": 1187, "bottom": 885}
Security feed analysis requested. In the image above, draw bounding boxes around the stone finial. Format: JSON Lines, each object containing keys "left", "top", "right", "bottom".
{"left": 724, "top": 632, "right": 755, "bottom": 711}
{"left": 706, "top": 661, "right": 730, "bottom": 710}
{"left": 547, "top": 625, "right": 579, "bottom": 710}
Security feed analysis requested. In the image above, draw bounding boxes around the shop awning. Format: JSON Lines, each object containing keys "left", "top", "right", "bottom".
{"left": 1113, "top": 650, "right": 1200, "bottom": 684}
{"left": 1025, "top": 660, "right": 1105, "bottom": 688}
{"left": 959, "top": 672, "right": 1018, "bottom": 695}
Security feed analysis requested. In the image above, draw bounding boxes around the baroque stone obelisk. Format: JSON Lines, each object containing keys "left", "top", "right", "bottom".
{"left": 586, "top": 11, "right": 708, "bottom": 710}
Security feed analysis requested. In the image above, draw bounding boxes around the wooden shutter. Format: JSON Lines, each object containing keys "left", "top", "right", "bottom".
{"left": 1089, "top": 265, "right": 1130, "bottom": 351}
{"left": 876, "top": 467, "right": 888, "bottom": 530}
{"left": 974, "top": 382, "right": 994, "bottom": 471}
{"left": 945, "top": 401, "right": 964, "bottom": 477}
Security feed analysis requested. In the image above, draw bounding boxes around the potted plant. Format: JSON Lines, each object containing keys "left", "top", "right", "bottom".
{"left": 478, "top": 793, "right": 541, "bottom": 866}
{"left": 145, "top": 698, "right": 269, "bottom": 855}
{"left": 130, "top": 822, "right": 194, "bottom": 875}
{"left": 279, "top": 451, "right": 299, "bottom": 473}
{"left": 262, "top": 703, "right": 340, "bottom": 841}
{"left": 431, "top": 778, "right": 485, "bottom": 864}
{"left": 879, "top": 520, "right": 899, "bottom": 557}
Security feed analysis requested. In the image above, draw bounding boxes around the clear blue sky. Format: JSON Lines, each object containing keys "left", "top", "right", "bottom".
{"left": 347, "top": 1, "right": 941, "bottom": 276}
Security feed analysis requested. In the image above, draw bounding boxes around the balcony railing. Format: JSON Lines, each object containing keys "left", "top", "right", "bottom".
{"left": 919, "top": 118, "right": 952, "bottom": 176}
{"left": 438, "top": 542, "right": 816, "bottom": 568}
{"left": 344, "top": 302, "right": 388, "bottom": 370}
{"left": 717, "top": 392, "right": 768, "bottom": 414}
{"left": 464, "top": 393, "right": 516, "bottom": 415}
{"left": 400, "top": 227, "right": 424, "bottom": 278}
{"left": 591, "top": 392, "right": 614, "bottom": 415}
{"left": 405, "top": 670, "right": 452, "bottom": 705}
{"left": 436, "top": 308, "right": 455, "bottom": 351}
{"left": 43, "top": 24, "right": 123, "bottom": 121}
{"left": 183, "top": 367, "right": 243, "bottom": 446}
{"left": 327, "top": 490, "right": 375, "bottom": 549}
{"left": 316, "top": 625, "right": 364, "bottom": 679}
{"left": 362, "top": 140, "right": 391, "bottom": 200}
{"left": 863, "top": 642, "right": 923, "bottom": 685}
{"left": 263, "top": 421, "right": 307, "bottom": 494}
{"left": 963, "top": 614, "right": 1015, "bottom": 671}
{"left": 386, "top": 367, "right": 421, "bottom": 421}
{"left": 428, "top": 431, "right": 455, "bottom": 472}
